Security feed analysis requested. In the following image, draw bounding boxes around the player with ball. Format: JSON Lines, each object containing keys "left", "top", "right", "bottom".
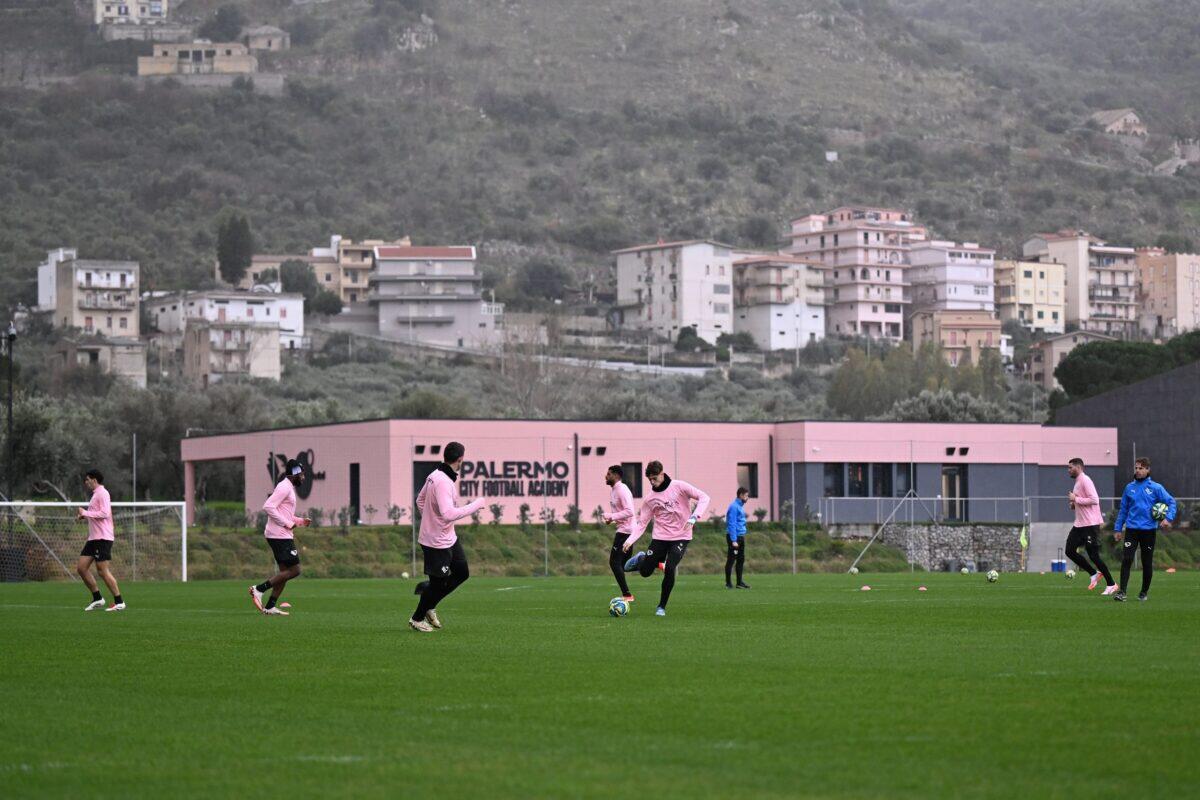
{"left": 1113, "top": 457, "right": 1176, "bottom": 603}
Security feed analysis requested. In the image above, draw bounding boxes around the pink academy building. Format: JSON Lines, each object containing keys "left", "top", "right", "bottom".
{"left": 181, "top": 419, "right": 1116, "bottom": 526}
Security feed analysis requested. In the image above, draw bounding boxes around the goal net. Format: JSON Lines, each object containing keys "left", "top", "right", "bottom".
{"left": 0, "top": 502, "right": 187, "bottom": 583}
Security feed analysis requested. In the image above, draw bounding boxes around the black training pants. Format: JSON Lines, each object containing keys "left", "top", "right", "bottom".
{"left": 638, "top": 538, "right": 689, "bottom": 609}
{"left": 413, "top": 540, "right": 470, "bottom": 621}
{"left": 725, "top": 536, "right": 745, "bottom": 585}
{"left": 1065, "top": 525, "right": 1113, "bottom": 586}
{"left": 609, "top": 532, "right": 632, "bottom": 596}
{"left": 1119, "top": 529, "right": 1156, "bottom": 596}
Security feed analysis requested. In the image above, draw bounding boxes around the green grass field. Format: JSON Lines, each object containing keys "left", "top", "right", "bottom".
{"left": 3, "top": 572, "right": 1199, "bottom": 798}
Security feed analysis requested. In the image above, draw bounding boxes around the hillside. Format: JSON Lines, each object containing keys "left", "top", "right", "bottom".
{"left": 1, "top": 0, "right": 1199, "bottom": 313}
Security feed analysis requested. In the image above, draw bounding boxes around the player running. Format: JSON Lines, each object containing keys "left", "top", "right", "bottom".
{"left": 1113, "top": 457, "right": 1176, "bottom": 603}
{"left": 622, "top": 461, "right": 710, "bottom": 616}
{"left": 249, "top": 459, "right": 311, "bottom": 616}
{"left": 76, "top": 469, "right": 124, "bottom": 612}
{"left": 1065, "top": 458, "right": 1117, "bottom": 595}
{"left": 409, "top": 441, "right": 485, "bottom": 633}
{"left": 601, "top": 465, "right": 636, "bottom": 604}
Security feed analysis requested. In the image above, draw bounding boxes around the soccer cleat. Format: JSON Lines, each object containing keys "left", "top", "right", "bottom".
{"left": 409, "top": 618, "right": 434, "bottom": 632}
{"left": 425, "top": 610, "right": 442, "bottom": 629}
{"left": 621, "top": 595, "right": 635, "bottom": 603}
{"left": 657, "top": 562, "right": 666, "bottom": 572}
{"left": 1138, "top": 593, "right": 1148, "bottom": 602}
{"left": 655, "top": 607, "right": 666, "bottom": 616}
{"left": 263, "top": 606, "right": 289, "bottom": 616}
{"left": 84, "top": 599, "right": 105, "bottom": 611}
{"left": 249, "top": 585, "right": 264, "bottom": 613}
{"left": 726, "top": 583, "right": 734, "bottom": 589}
{"left": 623, "top": 551, "right": 646, "bottom": 572}
{"left": 737, "top": 582, "right": 751, "bottom": 589}
{"left": 1087, "top": 573, "right": 1101, "bottom": 591}
{"left": 1113, "top": 591, "right": 1127, "bottom": 602}
{"left": 1102, "top": 585, "right": 1119, "bottom": 596}
{"left": 105, "top": 603, "right": 126, "bottom": 612}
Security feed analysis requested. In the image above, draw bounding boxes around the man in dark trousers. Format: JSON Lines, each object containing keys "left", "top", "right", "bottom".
{"left": 725, "top": 487, "right": 750, "bottom": 589}
{"left": 1113, "top": 457, "right": 1176, "bottom": 603}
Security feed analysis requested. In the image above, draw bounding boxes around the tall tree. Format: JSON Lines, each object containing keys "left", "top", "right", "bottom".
{"left": 280, "top": 259, "right": 320, "bottom": 304}
{"left": 216, "top": 214, "right": 254, "bottom": 286}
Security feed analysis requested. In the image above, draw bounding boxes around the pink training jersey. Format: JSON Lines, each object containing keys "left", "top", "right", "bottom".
{"left": 624, "top": 477, "right": 710, "bottom": 549}
{"left": 262, "top": 478, "right": 299, "bottom": 539}
{"left": 79, "top": 484, "right": 114, "bottom": 542}
{"left": 608, "top": 481, "right": 635, "bottom": 535}
{"left": 1072, "top": 473, "right": 1104, "bottom": 528}
{"left": 417, "top": 467, "right": 485, "bottom": 549}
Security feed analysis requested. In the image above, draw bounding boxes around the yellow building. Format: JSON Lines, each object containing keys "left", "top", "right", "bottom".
{"left": 1137, "top": 247, "right": 1200, "bottom": 339}
{"left": 1022, "top": 230, "right": 1139, "bottom": 340}
{"left": 53, "top": 258, "right": 140, "bottom": 338}
{"left": 994, "top": 259, "right": 1065, "bottom": 333}
{"left": 1028, "top": 331, "right": 1114, "bottom": 391}
{"left": 137, "top": 42, "right": 256, "bottom": 77}
{"left": 910, "top": 309, "right": 1002, "bottom": 367}
{"left": 336, "top": 237, "right": 411, "bottom": 305}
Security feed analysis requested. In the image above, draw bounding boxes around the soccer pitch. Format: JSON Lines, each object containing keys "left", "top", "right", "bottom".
{"left": 3, "top": 573, "right": 1198, "bottom": 798}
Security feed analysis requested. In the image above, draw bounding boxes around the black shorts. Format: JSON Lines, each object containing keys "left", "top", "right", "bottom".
{"left": 646, "top": 538, "right": 689, "bottom": 567}
{"left": 422, "top": 540, "right": 468, "bottom": 579}
{"left": 1066, "top": 525, "right": 1100, "bottom": 550}
{"left": 268, "top": 537, "right": 300, "bottom": 567}
{"left": 611, "top": 532, "right": 632, "bottom": 553}
{"left": 80, "top": 540, "right": 113, "bottom": 562}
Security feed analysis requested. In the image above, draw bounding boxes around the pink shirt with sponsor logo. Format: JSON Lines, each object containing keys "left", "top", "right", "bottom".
{"left": 608, "top": 481, "right": 635, "bottom": 535}
{"left": 417, "top": 467, "right": 485, "bottom": 549}
{"left": 262, "top": 478, "right": 299, "bottom": 539}
{"left": 625, "top": 477, "right": 710, "bottom": 549}
{"left": 80, "top": 484, "right": 114, "bottom": 542}
{"left": 1072, "top": 473, "right": 1104, "bottom": 527}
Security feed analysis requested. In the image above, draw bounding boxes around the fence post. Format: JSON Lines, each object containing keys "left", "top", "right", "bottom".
{"left": 180, "top": 502, "right": 188, "bottom": 583}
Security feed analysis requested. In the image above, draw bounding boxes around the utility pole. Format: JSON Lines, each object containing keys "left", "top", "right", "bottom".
{"left": 5, "top": 322, "right": 15, "bottom": 501}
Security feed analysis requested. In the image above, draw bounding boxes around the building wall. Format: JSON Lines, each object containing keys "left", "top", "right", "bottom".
{"left": 911, "top": 310, "right": 1001, "bottom": 366}
{"left": 614, "top": 242, "right": 735, "bottom": 344}
{"left": 1137, "top": 249, "right": 1200, "bottom": 338}
{"left": 995, "top": 259, "right": 1065, "bottom": 333}
{"left": 1028, "top": 331, "right": 1113, "bottom": 391}
{"left": 147, "top": 292, "right": 304, "bottom": 348}
{"left": 183, "top": 323, "right": 281, "bottom": 386}
{"left": 36, "top": 248, "right": 76, "bottom": 311}
{"left": 137, "top": 43, "right": 256, "bottom": 76}
{"left": 54, "top": 260, "right": 139, "bottom": 337}
{"left": 94, "top": 0, "right": 169, "bottom": 25}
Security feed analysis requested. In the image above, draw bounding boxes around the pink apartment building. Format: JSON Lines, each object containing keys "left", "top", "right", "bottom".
{"left": 181, "top": 418, "right": 1116, "bottom": 527}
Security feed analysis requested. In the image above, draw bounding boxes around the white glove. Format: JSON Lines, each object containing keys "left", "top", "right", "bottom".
{"left": 687, "top": 515, "right": 698, "bottom": 526}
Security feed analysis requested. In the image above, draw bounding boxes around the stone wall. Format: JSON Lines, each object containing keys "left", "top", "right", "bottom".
{"left": 879, "top": 523, "right": 1023, "bottom": 573}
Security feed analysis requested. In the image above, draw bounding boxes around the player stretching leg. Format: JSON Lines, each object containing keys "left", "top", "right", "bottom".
{"left": 1065, "top": 458, "right": 1116, "bottom": 595}
{"left": 76, "top": 470, "right": 124, "bottom": 612}
{"left": 1113, "top": 457, "right": 1176, "bottom": 603}
{"left": 410, "top": 441, "right": 485, "bottom": 633}
{"left": 602, "top": 465, "right": 636, "bottom": 604}
{"left": 622, "top": 461, "right": 709, "bottom": 617}
{"left": 250, "top": 459, "right": 310, "bottom": 616}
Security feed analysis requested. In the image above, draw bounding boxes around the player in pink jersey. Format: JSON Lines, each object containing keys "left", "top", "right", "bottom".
{"left": 409, "top": 441, "right": 485, "bottom": 632}
{"left": 622, "top": 460, "right": 710, "bottom": 616}
{"left": 249, "top": 459, "right": 311, "bottom": 616}
{"left": 76, "top": 470, "right": 125, "bottom": 612}
{"left": 1065, "top": 458, "right": 1116, "bottom": 594}
{"left": 601, "top": 465, "right": 636, "bottom": 602}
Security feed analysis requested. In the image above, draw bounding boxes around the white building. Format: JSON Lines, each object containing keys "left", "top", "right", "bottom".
{"left": 613, "top": 240, "right": 736, "bottom": 345}
{"left": 732, "top": 255, "right": 825, "bottom": 350}
{"left": 94, "top": 0, "right": 168, "bottom": 26}
{"left": 36, "top": 248, "right": 77, "bottom": 312}
{"left": 146, "top": 290, "right": 306, "bottom": 349}
{"left": 369, "top": 246, "right": 504, "bottom": 349}
{"left": 907, "top": 240, "right": 996, "bottom": 315}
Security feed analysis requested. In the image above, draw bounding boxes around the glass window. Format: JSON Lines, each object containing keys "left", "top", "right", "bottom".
{"left": 871, "top": 464, "right": 892, "bottom": 498}
{"left": 736, "top": 463, "right": 759, "bottom": 498}
{"left": 847, "top": 463, "right": 868, "bottom": 497}
{"left": 621, "top": 462, "right": 643, "bottom": 498}
{"left": 823, "top": 464, "right": 844, "bottom": 497}
{"left": 895, "top": 464, "right": 913, "bottom": 497}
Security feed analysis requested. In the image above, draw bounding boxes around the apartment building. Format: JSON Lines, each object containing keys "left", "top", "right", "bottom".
{"left": 613, "top": 240, "right": 737, "bottom": 345}
{"left": 994, "top": 259, "right": 1066, "bottom": 334}
{"left": 94, "top": 0, "right": 168, "bottom": 25}
{"left": 785, "top": 206, "right": 928, "bottom": 341}
{"left": 370, "top": 246, "right": 503, "bottom": 348}
{"left": 137, "top": 42, "right": 256, "bottom": 77}
{"left": 732, "top": 254, "right": 826, "bottom": 350}
{"left": 907, "top": 240, "right": 996, "bottom": 316}
{"left": 1028, "top": 331, "right": 1114, "bottom": 391}
{"left": 911, "top": 310, "right": 1003, "bottom": 367}
{"left": 183, "top": 321, "right": 281, "bottom": 387}
{"left": 1023, "top": 230, "right": 1138, "bottom": 339}
{"left": 1136, "top": 247, "right": 1200, "bottom": 339}
{"left": 146, "top": 290, "right": 305, "bottom": 349}
{"left": 40, "top": 254, "right": 140, "bottom": 337}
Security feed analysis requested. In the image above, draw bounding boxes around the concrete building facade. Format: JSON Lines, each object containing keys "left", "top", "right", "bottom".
{"left": 1027, "top": 330, "right": 1114, "bottom": 391}
{"left": 613, "top": 240, "right": 737, "bottom": 345}
{"left": 183, "top": 321, "right": 281, "bottom": 387}
{"left": 995, "top": 258, "right": 1066, "bottom": 333}
{"left": 243, "top": 25, "right": 289, "bottom": 51}
{"left": 1136, "top": 247, "right": 1200, "bottom": 339}
{"left": 45, "top": 257, "right": 140, "bottom": 337}
{"left": 146, "top": 290, "right": 305, "bottom": 350}
{"left": 785, "top": 206, "right": 928, "bottom": 341}
{"left": 94, "top": 0, "right": 168, "bottom": 26}
{"left": 1023, "top": 230, "right": 1139, "bottom": 339}
{"left": 50, "top": 337, "right": 147, "bottom": 389}
{"left": 907, "top": 240, "right": 996, "bottom": 315}
{"left": 910, "top": 310, "right": 1003, "bottom": 367}
{"left": 732, "top": 254, "right": 826, "bottom": 350}
{"left": 370, "top": 246, "right": 503, "bottom": 349}
{"left": 137, "top": 42, "right": 256, "bottom": 77}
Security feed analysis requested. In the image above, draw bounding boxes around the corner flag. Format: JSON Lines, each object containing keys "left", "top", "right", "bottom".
{"left": 1019, "top": 525, "right": 1029, "bottom": 549}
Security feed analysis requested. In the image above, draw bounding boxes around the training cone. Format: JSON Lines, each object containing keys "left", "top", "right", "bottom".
{"left": 860, "top": 585, "right": 872, "bottom": 591}
{"left": 1166, "top": 567, "right": 1177, "bottom": 574}
{"left": 918, "top": 586, "right": 927, "bottom": 592}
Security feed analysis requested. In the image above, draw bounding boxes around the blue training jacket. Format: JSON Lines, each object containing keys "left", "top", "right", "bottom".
{"left": 726, "top": 498, "right": 747, "bottom": 538}
{"left": 1115, "top": 476, "right": 1176, "bottom": 531}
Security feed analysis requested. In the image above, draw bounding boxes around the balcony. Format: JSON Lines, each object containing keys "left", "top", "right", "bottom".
{"left": 1087, "top": 284, "right": 1136, "bottom": 304}
{"left": 211, "top": 338, "right": 252, "bottom": 351}
{"left": 79, "top": 297, "right": 132, "bottom": 310}
{"left": 369, "top": 289, "right": 483, "bottom": 302}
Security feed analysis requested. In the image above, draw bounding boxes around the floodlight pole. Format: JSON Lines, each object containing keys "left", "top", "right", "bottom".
{"left": 5, "top": 321, "right": 15, "bottom": 502}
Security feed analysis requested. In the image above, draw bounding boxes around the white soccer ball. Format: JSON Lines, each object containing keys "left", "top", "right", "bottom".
{"left": 848, "top": 566, "right": 859, "bottom": 575}
{"left": 401, "top": 571, "right": 410, "bottom": 580}
{"left": 986, "top": 569, "right": 999, "bottom": 583}
{"left": 608, "top": 597, "right": 629, "bottom": 617}
{"left": 1065, "top": 569, "right": 1076, "bottom": 580}
{"left": 960, "top": 566, "right": 970, "bottom": 575}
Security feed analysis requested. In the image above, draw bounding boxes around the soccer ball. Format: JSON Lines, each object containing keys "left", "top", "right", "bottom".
{"left": 986, "top": 569, "right": 999, "bottom": 583}
{"left": 608, "top": 597, "right": 629, "bottom": 617}
{"left": 1151, "top": 501, "right": 1170, "bottom": 521}
{"left": 848, "top": 566, "right": 859, "bottom": 575}
{"left": 960, "top": 567, "right": 970, "bottom": 575}
{"left": 1065, "top": 569, "right": 1076, "bottom": 580}
{"left": 401, "top": 571, "right": 410, "bottom": 580}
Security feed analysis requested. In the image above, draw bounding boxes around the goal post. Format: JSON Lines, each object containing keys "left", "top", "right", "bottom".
{"left": 0, "top": 502, "right": 188, "bottom": 583}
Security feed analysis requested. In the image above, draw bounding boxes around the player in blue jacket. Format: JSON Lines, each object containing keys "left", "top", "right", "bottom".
{"left": 725, "top": 487, "right": 750, "bottom": 589}
{"left": 1113, "top": 457, "right": 1176, "bottom": 602}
